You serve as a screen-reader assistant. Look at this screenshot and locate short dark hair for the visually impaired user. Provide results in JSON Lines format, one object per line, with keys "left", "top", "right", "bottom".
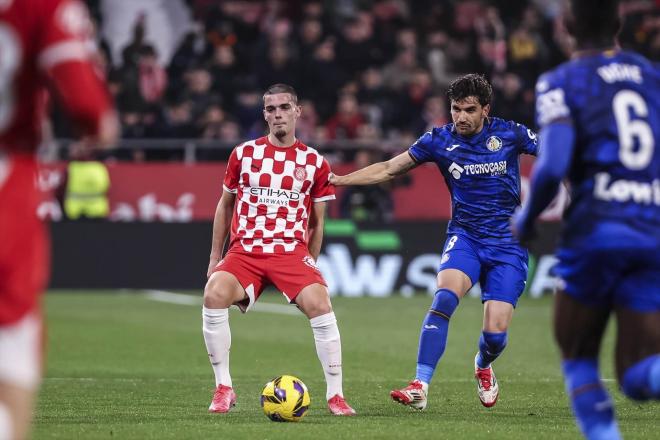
{"left": 447, "top": 74, "right": 492, "bottom": 107}
{"left": 263, "top": 83, "right": 298, "bottom": 104}
{"left": 567, "top": 0, "right": 620, "bottom": 48}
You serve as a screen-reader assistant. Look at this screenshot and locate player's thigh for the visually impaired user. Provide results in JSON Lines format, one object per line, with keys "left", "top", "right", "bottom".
{"left": 553, "top": 291, "right": 611, "bottom": 359}
{"left": 481, "top": 263, "right": 526, "bottom": 306}
{"left": 481, "top": 244, "right": 527, "bottom": 307}
{"left": 204, "top": 252, "right": 261, "bottom": 308}
{"left": 267, "top": 249, "right": 329, "bottom": 317}
{"left": 437, "top": 234, "right": 480, "bottom": 297}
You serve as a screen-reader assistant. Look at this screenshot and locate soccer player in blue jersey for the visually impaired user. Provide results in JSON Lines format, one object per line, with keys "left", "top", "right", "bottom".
{"left": 330, "top": 74, "right": 538, "bottom": 409}
{"left": 511, "top": 0, "right": 660, "bottom": 438}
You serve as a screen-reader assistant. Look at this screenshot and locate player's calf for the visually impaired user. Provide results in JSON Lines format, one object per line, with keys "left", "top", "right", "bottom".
{"left": 476, "top": 331, "right": 507, "bottom": 369}
{"left": 562, "top": 359, "right": 621, "bottom": 440}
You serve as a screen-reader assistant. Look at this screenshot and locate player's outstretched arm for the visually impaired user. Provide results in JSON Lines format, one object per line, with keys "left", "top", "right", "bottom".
{"left": 329, "top": 151, "right": 418, "bottom": 186}
{"left": 207, "top": 190, "right": 236, "bottom": 277}
{"left": 307, "top": 201, "right": 327, "bottom": 260}
{"left": 512, "top": 122, "right": 575, "bottom": 241}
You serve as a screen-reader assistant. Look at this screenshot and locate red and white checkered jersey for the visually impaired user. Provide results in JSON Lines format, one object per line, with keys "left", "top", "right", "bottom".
{"left": 223, "top": 136, "right": 335, "bottom": 254}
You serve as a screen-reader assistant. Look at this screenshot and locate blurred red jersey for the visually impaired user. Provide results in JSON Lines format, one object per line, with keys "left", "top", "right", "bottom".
{"left": 0, "top": 0, "right": 111, "bottom": 152}
{"left": 0, "top": 0, "right": 112, "bottom": 325}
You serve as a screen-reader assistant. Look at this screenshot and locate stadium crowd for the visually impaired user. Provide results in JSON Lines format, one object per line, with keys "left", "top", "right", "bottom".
{"left": 57, "top": 0, "right": 658, "bottom": 156}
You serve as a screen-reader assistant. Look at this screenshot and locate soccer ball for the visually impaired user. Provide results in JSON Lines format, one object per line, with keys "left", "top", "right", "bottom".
{"left": 260, "top": 375, "right": 310, "bottom": 422}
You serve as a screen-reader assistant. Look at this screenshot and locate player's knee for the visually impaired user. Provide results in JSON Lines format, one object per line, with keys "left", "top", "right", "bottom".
{"left": 480, "top": 331, "right": 508, "bottom": 354}
{"left": 437, "top": 270, "right": 471, "bottom": 297}
{"left": 429, "top": 289, "right": 460, "bottom": 320}
{"left": 203, "top": 274, "right": 239, "bottom": 308}
{"left": 301, "top": 298, "right": 332, "bottom": 319}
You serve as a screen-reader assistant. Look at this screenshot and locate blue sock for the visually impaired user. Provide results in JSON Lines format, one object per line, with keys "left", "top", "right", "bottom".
{"left": 621, "top": 354, "right": 660, "bottom": 400}
{"left": 562, "top": 359, "right": 621, "bottom": 440}
{"left": 415, "top": 289, "right": 459, "bottom": 384}
{"left": 476, "top": 331, "right": 508, "bottom": 368}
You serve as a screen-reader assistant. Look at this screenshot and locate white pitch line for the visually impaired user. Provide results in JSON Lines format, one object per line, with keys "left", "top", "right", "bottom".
{"left": 142, "top": 290, "right": 301, "bottom": 316}
{"left": 43, "top": 377, "right": 616, "bottom": 383}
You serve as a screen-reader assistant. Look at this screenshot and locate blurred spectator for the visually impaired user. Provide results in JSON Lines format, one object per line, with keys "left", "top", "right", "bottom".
{"left": 86, "top": 0, "right": 657, "bottom": 152}
{"left": 336, "top": 13, "right": 384, "bottom": 76}
{"left": 153, "top": 97, "right": 197, "bottom": 138}
{"left": 412, "top": 95, "right": 449, "bottom": 134}
{"left": 183, "top": 65, "right": 218, "bottom": 119}
{"left": 507, "top": 6, "right": 550, "bottom": 83}
{"left": 301, "top": 38, "right": 349, "bottom": 120}
{"left": 121, "top": 13, "right": 150, "bottom": 69}
{"left": 298, "top": 18, "right": 324, "bottom": 55}
{"left": 325, "top": 93, "right": 366, "bottom": 140}
{"left": 198, "top": 104, "right": 226, "bottom": 139}
{"left": 357, "top": 67, "right": 397, "bottom": 130}
{"left": 424, "top": 30, "right": 453, "bottom": 88}
{"left": 381, "top": 48, "right": 418, "bottom": 91}
{"left": 209, "top": 45, "right": 243, "bottom": 110}
{"left": 233, "top": 88, "right": 264, "bottom": 138}
{"left": 492, "top": 72, "right": 534, "bottom": 126}
{"left": 257, "top": 42, "right": 300, "bottom": 90}
{"left": 138, "top": 45, "right": 167, "bottom": 103}
{"left": 296, "top": 99, "right": 320, "bottom": 143}
{"left": 395, "top": 68, "right": 434, "bottom": 128}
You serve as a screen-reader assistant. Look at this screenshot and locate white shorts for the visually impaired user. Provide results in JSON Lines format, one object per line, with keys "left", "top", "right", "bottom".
{"left": 0, "top": 312, "right": 41, "bottom": 390}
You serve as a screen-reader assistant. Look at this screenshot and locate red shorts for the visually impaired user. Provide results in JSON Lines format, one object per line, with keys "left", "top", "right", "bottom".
{"left": 0, "top": 154, "right": 49, "bottom": 325}
{"left": 213, "top": 245, "right": 327, "bottom": 312}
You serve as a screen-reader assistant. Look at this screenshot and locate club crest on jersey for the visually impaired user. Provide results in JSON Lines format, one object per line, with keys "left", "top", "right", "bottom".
{"left": 486, "top": 136, "right": 502, "bottom": 152}
{"left": 294, "top": 166, "right": 307, "bottom": 182}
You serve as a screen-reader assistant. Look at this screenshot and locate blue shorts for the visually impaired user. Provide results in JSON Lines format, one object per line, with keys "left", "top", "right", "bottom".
{"left": 438, "top": 233, "right": 528, "bottom": 307}
{"left": 555, "top": 247, "right": 660, "bottom": 312}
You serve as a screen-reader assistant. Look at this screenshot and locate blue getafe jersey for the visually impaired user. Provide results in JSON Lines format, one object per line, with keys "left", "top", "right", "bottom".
{"left": 409, "top": 117, "right": 538, "bottom": 244}
{"left": 535, "top": 50, "right": 660, "bottom": 249}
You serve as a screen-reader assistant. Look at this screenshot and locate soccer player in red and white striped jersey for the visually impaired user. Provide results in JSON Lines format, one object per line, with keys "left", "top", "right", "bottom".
{"left": 0, "top": 0, "right": 118, "bottom": 438}
{"left": 203, "top": 83, "right": 355, "bottom": 416}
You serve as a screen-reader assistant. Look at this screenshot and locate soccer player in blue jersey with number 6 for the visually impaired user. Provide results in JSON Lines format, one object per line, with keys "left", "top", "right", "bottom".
{"left": 330, "top": 74, "right": 538, "bottom": 409}
{"left": 512, "top": 1, "right": 660, "bottom": 439}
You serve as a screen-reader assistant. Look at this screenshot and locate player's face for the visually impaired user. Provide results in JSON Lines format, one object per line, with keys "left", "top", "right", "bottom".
{"left": 450, "top": 97, "right": 490, "bottom": 136}
{"left": 263, "top": 93, "right": 301, "bottom": 140}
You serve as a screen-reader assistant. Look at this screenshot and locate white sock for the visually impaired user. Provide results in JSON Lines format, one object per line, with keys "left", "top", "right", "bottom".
{"left": 202, "top": 306, "right": 231, "bottom": 387}
{"left": 0, "top": 402, "right": 12, "bottom": 440}
{"left": 310, "top": 312, "right": 343, "bottom": 400}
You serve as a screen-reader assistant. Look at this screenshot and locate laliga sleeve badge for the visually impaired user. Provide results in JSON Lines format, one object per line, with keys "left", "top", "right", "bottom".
{"left": 486, "top": 136, "right": 502, "bottom": 152}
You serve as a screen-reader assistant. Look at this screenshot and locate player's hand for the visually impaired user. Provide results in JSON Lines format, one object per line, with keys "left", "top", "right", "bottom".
{"left": 207, "top": 256, "right": 221, "bottom": 278}
{"left": 510, "top": 208, "right": 536, "bottom": 245}
{"left": 328, "top": 172, "right": 344, "bottom": 186}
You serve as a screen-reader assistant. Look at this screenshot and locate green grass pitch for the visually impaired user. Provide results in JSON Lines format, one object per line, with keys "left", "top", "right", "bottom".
{"left": 34, "top": 291, "right": 659, "bottom": 439}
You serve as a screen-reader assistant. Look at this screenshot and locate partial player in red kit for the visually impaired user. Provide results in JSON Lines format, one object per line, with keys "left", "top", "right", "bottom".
{"left": 202, "top": 83, "right": 355, "bottom": 416}
{"left": 0, "top": 0, "right": 117, "bottom": 438}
